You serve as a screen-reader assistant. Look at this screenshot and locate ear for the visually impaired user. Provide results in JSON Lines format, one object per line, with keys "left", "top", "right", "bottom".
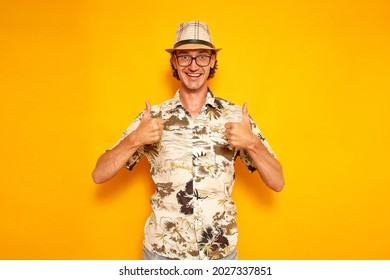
{"left": 170, "top": 55, "right": 177, "bottom": 69}
{"left": 210, "top": 53, "right": 217, "bottom": 68}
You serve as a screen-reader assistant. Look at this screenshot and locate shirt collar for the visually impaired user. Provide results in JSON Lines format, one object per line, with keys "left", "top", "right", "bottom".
{"left": 173, "top": 89, "right": 223, "bottom": 110}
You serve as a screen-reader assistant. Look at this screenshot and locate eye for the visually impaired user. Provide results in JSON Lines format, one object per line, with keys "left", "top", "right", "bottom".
{"left": 182, "top": 55, "right": 191, "bottom": 60}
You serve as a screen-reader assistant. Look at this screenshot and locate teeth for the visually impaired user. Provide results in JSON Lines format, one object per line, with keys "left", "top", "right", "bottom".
{"left": 187, "top": 73, "right": 201, "bottom": 77}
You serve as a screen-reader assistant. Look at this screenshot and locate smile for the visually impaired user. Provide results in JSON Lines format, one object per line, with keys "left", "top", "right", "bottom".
{"left": 186, "top": 73, "right": 202, "bottom": 78}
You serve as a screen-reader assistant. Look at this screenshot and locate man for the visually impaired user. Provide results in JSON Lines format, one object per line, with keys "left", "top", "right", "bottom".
{"left": 92, "top": 21, "right": 284, "bottom": 260}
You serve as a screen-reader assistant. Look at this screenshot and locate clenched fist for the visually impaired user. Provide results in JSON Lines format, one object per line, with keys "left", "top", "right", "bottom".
{"left": 224, "top": 102, "right": 257, "bottom": 150}
{"left": 133, "top": 100, "right": 164, "bottom": 146}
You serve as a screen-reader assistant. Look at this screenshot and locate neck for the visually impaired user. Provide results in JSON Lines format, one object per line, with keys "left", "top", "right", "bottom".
{"left": 179, "top": 86, "right": 209, "bottom": 119}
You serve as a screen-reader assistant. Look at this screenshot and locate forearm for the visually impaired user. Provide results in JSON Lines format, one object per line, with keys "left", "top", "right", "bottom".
{"left": 245, "top": 136, "right": 285, "bottom": 192}
{"left": 92, "top": 133, "right": 142, "bottom": 184}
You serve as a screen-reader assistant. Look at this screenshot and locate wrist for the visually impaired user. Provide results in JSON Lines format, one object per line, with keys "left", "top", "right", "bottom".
{"left": 124, "top": 131, "right": 143, "bottom": 150}
{"left": 246, "top": 134, "right": 265, "bottom": 153}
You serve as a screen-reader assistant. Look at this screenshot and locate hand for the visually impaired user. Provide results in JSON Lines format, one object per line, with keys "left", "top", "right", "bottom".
{"left": 132, "top": 100, "right": 164, "bottom": 146}
{"left": 224, "top": 102, "right": 257, "bottom": 149}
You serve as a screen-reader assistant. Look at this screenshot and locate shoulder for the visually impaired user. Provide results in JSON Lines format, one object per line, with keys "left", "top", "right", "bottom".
{"left": 147, "top": 96, "right": 177, "bottom": 117}
{"left": 215, "top": 96, "right": 240, "bottom": 110}
{"left": 211, "top": 96, "right": 243, "bottom": 122}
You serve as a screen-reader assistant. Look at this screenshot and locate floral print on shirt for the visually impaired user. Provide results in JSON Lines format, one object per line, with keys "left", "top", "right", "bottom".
{"left": 114, "top": 90, "right": 276, "bottom": 260}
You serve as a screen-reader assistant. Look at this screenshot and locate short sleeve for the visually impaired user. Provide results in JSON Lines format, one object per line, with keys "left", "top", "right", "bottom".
{"left": 239, "top": 116, "right": 277, "bottom": 173}
{"left": 108, "top": 112, "right": 144, "bottom": 171}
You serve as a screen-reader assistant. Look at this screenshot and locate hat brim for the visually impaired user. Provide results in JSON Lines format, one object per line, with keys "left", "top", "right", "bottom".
{"left": 165, "top": 43, "right": 221, "bottom": 53}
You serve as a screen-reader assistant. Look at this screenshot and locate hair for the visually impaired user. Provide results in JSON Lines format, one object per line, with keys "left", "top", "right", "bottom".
{"left": 170, "top": 51, "right": 218, "bottom": 81}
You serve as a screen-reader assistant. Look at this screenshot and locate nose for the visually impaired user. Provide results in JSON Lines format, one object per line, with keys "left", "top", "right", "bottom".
{"left": 188, "top": 58, "right": 199, "bottom": 71}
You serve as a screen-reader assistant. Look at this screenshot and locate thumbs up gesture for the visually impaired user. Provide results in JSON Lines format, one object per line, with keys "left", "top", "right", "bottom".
{"left": 224, "top": 103, "right": 257, "bottom": 149}
{"left": 133, "top": 100, "right": 164, "bottom": 146}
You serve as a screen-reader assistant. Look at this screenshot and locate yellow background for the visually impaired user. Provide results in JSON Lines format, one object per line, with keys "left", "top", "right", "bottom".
{"left": 1, "top": 0, "right": 389, "bottom": 259}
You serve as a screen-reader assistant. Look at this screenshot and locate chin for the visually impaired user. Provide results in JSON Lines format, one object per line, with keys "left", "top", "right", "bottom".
{"left": 184, "top": 80, "right": 207, "bottom": 90}
{"left": 185, "top": 85, "right": 204, "bottom": 92}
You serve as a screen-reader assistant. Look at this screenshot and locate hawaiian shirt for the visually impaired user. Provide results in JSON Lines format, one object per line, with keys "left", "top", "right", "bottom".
{"left": 114, "top": 90, "right": 275, "bottom": 260}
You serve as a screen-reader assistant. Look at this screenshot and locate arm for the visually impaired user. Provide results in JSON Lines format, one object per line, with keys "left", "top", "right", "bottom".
{"left": 224, "top": 103, "right": 285, "bottom": 192}
{"left": 92, "top": 132, "right": 143, "bottom": 184}
{"left": 240, "top": 133, "right": 285, "bottom": 192}
{"left": 92, "top": 101, "right": 164, "bottom": 184}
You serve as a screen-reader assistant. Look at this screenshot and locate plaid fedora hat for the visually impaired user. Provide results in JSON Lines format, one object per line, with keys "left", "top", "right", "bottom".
{"left": 165, "top": 21, "right": 221, "bottom": 53}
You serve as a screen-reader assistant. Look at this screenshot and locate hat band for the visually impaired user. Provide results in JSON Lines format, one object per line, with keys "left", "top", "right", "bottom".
{"left": 174, "top": 39, "right": 215, "bottom": 49}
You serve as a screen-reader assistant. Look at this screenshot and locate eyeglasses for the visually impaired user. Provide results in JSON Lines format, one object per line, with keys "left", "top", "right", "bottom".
{"left": 175, "top": 54, "right": 212, "bottom": 67}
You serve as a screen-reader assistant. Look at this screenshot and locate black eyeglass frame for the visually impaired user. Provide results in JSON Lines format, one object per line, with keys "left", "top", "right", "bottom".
{"left": 174, "top": 54, "right": 213, "bottom": 67}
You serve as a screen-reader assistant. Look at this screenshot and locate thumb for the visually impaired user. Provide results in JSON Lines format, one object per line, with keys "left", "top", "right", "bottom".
{"left": 241, "top": 102, "right": 250, "bottom": 124}
{"left": 143, "top": 100, "right": 151, "bottom": 119}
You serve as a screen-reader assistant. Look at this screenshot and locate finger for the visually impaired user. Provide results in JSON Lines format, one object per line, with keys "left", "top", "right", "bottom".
{"left": 225, "top": 122, "right": 233, "bottom": 129}
{"left": 152, "top": 118, "right": 165, "bottom": 133}
{"left": 157, "top": 118, "right": 165, "bottom": 126}
{"left": 143, "top": 100, "right": 152, "bottom": 119}
{"left": 241, "top": 102, "right": 250, "bottom": 124}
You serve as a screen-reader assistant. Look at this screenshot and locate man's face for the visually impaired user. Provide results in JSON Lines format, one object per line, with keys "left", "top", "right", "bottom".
{"left": 173, "top": 49, "right": 216, "bottom": 92}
